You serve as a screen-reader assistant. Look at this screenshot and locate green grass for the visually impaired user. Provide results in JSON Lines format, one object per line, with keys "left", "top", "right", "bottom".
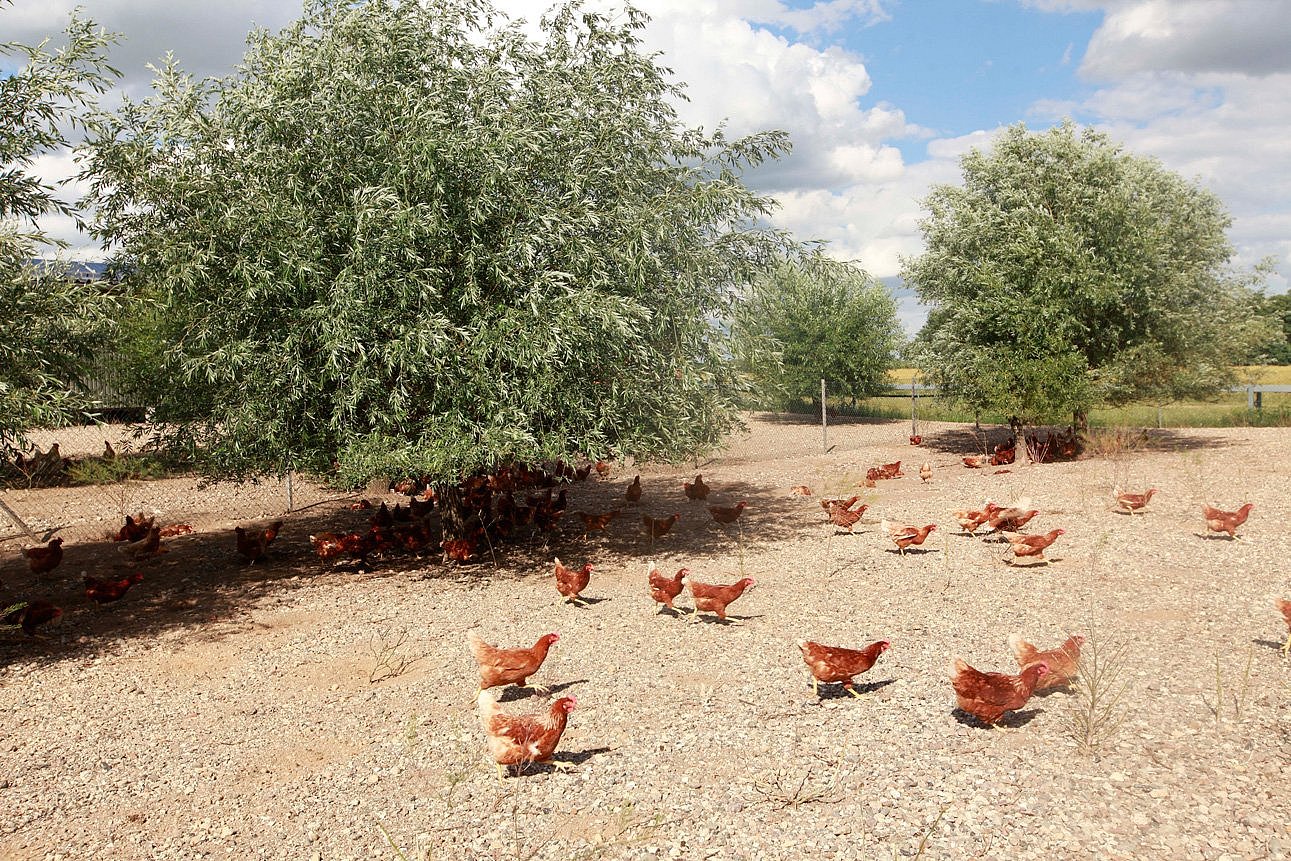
{"left": 791, "top": 390, "right": 1291, "bottom": 428}
{"left": 65, "top": 452, "right": 187, "bottom": 486}
{"left": 890, "top": 365, "right": 1291, "bottom": 387}
{"left": 869, "top": 366, "right": 1291, "bottom": 428}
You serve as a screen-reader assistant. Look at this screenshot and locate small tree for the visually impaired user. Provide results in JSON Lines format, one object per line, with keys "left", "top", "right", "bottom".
{"left": 1252, "top": 291, "right": 1291, "bottom": 365}
{"left": 0, "top": 5, "right": 120, "bottom": 457}
{"left": 733, "top": 256, "right": 902, "bottom": 409}
{"left": 81, "top": 0, "right": 796, "bottom": 495}
{"left": 904, "top": 121, "right": 1274, "bottom": 431}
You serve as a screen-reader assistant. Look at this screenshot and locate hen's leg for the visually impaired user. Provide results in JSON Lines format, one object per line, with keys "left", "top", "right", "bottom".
{"left": 1281, "top": 632, "right": 1290, "bottom": 658}
{"left": 521, "top": 681, "right": 551, "bottom": 695}
{"left": 495, "top": 763, "right": 508, "bottom": 784}
{"left": 845, "top": 682, "right": 863, "bottom": 699}
{"left": 811, "top": 677, "right": 819, "bottom": 698}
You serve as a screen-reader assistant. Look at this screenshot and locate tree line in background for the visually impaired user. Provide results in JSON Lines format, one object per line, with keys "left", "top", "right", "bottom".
{"left": 1, "top": 0, "right": 1286, "bottom": 485}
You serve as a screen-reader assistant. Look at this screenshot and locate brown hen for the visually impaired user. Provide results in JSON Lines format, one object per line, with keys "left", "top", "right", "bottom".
{"left": 478, "top": 690, "right": 577, "bottom": 782}
{"left": 798, "top": 639, "right": 890, "bottom": 698}
{"left": 950, "top": 658, "right": 1049, "bottom": 727}
{"left": 1008, "top": 633, "right": 1085, "bottom": 690}
{"left": 467, "top": 631, "right": 559, "bottom": 693}
{"left": 553, "top": 557, "right": 593, "bottom": 605}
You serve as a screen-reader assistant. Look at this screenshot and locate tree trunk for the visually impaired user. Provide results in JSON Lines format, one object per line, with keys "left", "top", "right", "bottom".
{"left": 1072, "top": 408, "right": 1089, "bottom": 436}
{"left": 436, "top": 483, "right": 468, "bottom": 541}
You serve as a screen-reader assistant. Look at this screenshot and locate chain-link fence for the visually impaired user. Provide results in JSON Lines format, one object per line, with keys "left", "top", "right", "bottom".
{"left": 0, "top": 379, "right": 992, "bottom": 561}
{"left": 0, "top": 420, "right": 352, "bottom": 555}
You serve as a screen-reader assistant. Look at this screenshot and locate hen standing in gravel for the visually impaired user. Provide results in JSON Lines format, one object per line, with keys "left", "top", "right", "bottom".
{"left": 467, "top": 631, "right": 560, "bottom": 694}
{"left": 647, "top": 561, "right": 687, "bottom": 613}
{"left": 553, "top": 557, "right": 593, "bottom": 605}
{"left": 478, "top": 690, "right": 577, "bottom": 782}
{"left": 685, "top": 576, "right": 754, "bottom": 622}
{"left": 1007, "top": 633, "right": 1084, "bottom": 689}
{"left": 25, "top": 537, "right": 63, "bottom": 576}
{"left": 950, "top": 657, "right": 1049, "bottom": 728}
{"left": 1202, "top": 503, "right": 1253, "bottom": 538}
{"left": 799, "top": 639, "right": 890, "bottom": 698}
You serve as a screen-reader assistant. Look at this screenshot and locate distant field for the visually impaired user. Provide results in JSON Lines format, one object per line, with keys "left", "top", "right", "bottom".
{"left": 866, "top": 366, "right": 1291, "bottom": 427}
{"left": 889, "top": 366, "right": 1291, "bottom": 385}
{"left": 887, "top": 368, "right": 920, "bottom": 384}
{"left": 1235, "top": 364, "right": 1291, "bottom": 384}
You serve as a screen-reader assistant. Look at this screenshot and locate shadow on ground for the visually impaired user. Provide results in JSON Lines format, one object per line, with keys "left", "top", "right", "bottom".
{"left": 0, "top": 469, "right": 830, "bottom": 668}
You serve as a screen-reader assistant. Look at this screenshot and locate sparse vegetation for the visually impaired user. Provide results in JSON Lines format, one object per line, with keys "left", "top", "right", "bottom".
{"left": 1064, "top": 629, "right": 1130, "bottom": 754}
{"left": 367, "top": 628, "right": 423, "bottom": 684}
{"left": 1202, "top": 646, "right": 1256, "bottom": 727}
{"left": 750, "top": 757, "right": 846, "bottom": 809}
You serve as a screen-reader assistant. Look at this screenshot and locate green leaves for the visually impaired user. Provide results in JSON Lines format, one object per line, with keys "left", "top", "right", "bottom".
{"left": 80, "top": 0, "right": 794, "bottom": 483}
{"left": 0, "top": 6, "right": 120, "bottom": 456}
{"left": 733, "top": 256, "right": 903, "bottom": 407}
{"left": 905, "top": 121, "right": 1275, "bottom": 425}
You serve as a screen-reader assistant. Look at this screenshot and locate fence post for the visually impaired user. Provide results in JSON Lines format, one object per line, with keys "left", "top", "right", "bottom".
{"left": 910, "top": 378, "right": 918, "bottom": 436}
{"left": 1247, "top": 386, "right": 1254, "bottom": 410}
{"left": 820, "top": 378, "right": 828, "bottom": 453}
{"left": 284, "top": 460, "right": 295, "bottom": 513}
{"left": 0, "top": 495, "right": 38, "bottom": 541}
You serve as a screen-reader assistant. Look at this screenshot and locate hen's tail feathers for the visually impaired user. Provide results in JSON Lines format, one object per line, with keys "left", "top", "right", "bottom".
{"left": 476, "top": 688, "right": 501, "bottom": 724}
{"left": 1006, "top": 633, "right": 1033, "bottom": 664}
{"left": 949, "top": 656, "right": 970, "bottom": 679}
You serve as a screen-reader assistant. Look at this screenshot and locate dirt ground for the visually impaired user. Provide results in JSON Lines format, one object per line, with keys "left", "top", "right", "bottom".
{"left": 1, "top": 415, "right": 1288, "bottom": 860}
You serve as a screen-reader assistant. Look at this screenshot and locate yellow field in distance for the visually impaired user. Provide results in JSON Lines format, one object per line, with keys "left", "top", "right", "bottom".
{"left": 888, "top": 366, "right": 1291, "bottom": 386}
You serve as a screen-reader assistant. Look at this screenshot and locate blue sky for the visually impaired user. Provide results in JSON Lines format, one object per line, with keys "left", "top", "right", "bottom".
{"left": 843, "top": 2, "right": 1103, "bottom": 160}
{"left": 8, "top": 0, "right": 1291, "bottom": 336}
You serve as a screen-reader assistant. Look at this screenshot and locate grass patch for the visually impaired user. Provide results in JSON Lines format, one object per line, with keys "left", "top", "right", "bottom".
{"left": 65, "top": 452, "right": 183, "bottom": 485}
{"left": 872, "top": 366, "right": 1291, "bottom": 428}
{"left": 1235, "top": 365, "right": 1291, "bottom": 384}
{"left": 785, "top": 390, "right": 1291, "bottom": 429}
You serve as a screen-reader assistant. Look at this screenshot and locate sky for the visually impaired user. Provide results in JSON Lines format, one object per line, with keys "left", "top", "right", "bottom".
{"left": 7, "top": 0, "right": 1291, "bottom": 334}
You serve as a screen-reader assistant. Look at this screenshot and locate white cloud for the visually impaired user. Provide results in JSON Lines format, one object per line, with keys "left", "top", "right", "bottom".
{"left": 1080, "top": 0, "right": 1291, "bottom": 78}
{"left": 743, "top": 0, "right": 892, "bottom": 34}
{"left": 620, "top": 2, "right": 927, "bottom": 193}
{"left": 5, "top": 0, "right": 299, "bottom": 97}
{"left": 9, "top": 0, "right": 1289, "bottom": 311}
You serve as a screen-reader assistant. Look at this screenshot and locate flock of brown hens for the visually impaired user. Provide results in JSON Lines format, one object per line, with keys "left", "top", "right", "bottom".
{"left": 466, "top": 449, "right": 1282, "bottom": 779}
{"left": 2, "top": 511, "right": 284, "bottom": 636}
{"left": 5, "top": 438, "right": 1287, "bottom": 784}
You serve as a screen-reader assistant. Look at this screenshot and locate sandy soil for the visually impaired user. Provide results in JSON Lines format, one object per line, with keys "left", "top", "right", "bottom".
{"left": 1, "top": 415, "right": 1289, "bottom": 860}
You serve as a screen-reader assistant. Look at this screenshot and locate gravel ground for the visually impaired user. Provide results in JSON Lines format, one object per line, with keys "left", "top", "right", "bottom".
{"left": 1, "top": 416, "right": 1289, "bottom": 861}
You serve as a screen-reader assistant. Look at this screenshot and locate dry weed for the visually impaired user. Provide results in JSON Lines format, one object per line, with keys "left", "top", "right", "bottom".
{"left": 367, "top": 628, "right": 424, "bottom": 684}
{"left": 1063, "top": 628, "right": 1130, "bottom": 755}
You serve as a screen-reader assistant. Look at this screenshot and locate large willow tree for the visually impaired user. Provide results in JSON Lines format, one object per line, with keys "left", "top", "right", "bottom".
{"left": 82, "top": 0, "right": 795, "bottom": 484}
{"left": 0, "top": 7, "right": 119, "bottom": 457}
{"left": 904, "top": 121, "right": 1273, "bottom": 430}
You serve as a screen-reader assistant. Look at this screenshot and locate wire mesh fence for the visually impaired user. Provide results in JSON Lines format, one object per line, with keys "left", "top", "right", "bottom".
{"left": 0, "top": 379, "right": 992, "bottom": 563}
{"left": 0, "top": 420, "right": 353, "bottom": 556}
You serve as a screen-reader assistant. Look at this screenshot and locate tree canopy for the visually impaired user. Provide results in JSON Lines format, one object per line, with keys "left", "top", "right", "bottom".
{"left": 732, "top": 257, "right": 902, "bottom": 408}
{"left": 0, "top": 5, "right": 119, "bottom": 456}
{"left": 81, "top": 0, "right": 797, "bottom": 484}
{"left": 904, "top": 121, "right": 1275, "bottom": 427}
